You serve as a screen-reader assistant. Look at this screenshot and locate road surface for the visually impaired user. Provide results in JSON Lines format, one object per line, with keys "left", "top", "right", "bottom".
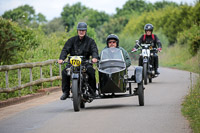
{"left": 0, "top": 67, "right": 194, "bottom": 133}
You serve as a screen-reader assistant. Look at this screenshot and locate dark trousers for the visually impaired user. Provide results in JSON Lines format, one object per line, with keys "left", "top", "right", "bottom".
{"left": 61, "top": 64, "right": 96, "bottom": 93}
{"left": 139, "top": 54, "right": 159, "bottom": 69}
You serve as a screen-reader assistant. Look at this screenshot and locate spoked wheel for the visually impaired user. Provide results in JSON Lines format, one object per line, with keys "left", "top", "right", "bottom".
{"left": 137, "top": 82, "right": 144, "bottom": 106}
{"left": 72, "top": 79, "right": 81, "bottom": 112}
{"left": 143, "top": 63, "right": 148, "bottom": 85}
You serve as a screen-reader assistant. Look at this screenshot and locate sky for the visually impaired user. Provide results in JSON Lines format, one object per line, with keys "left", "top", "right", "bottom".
{"left": 0, "top": 0, "right": 196, "bottom": 21}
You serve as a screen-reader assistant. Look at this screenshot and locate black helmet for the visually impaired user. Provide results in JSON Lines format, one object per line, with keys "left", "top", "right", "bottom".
{"left": 106, "top": 34, "right": 119, "bottom": 47}
{"left": 144, "top": 24, "right": 153, "bottom": 32}
{"left": 77, "top": 22, "right": 87, "bottom": 31}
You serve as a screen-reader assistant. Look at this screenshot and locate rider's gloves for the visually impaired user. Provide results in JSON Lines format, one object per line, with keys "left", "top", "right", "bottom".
{"left": 131, "top": 48, "right": 137, "bottom": 52}
{"left": 158, "top": 48, "right": 162, "bottom": 52}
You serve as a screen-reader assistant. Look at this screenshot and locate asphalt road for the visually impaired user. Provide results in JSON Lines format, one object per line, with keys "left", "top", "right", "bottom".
{"left": 0, "top": 67, "right": 194, "bottom": 133}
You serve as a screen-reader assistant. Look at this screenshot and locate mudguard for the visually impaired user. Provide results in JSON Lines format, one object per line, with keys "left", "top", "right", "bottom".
{"left": 135, "top": 66, "right": 143, "bottom": 83}
{"left": 72, "top": 73, "right": 79, "bottom": 79}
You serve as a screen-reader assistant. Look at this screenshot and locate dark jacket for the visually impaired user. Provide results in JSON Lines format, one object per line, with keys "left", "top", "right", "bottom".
{"left": 135, "top": 34, "right": 162, "bottom": 49}
{"left": 59, "top": 35, "right": 99, "bottom": 60}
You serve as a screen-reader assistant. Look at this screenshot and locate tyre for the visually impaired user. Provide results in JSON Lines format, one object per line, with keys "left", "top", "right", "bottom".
{"left": 137, "top": 82, "right": 144, "bottom": 106}
{"left": 143, "top": 63, "right": 148, "bottom": 85}
{"left": 129, "top": 82, "right": 132, "bottom": 95}
{"left": 72, "top": 79, "right": 81, "bottom": 112}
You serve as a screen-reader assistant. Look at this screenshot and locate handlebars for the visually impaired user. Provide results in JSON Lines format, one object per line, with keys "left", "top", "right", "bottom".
{"left": 131, "top": 43, "right": 159, "bottom": 53}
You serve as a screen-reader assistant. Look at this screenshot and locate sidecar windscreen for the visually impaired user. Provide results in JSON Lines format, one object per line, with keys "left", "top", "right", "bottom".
{"left": 99, "top": 48, "right": 126, "bottom": 74}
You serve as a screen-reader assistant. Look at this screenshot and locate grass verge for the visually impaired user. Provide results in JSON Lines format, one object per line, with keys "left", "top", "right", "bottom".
{"left": 181, "top": 77, "right": 200, "bottom": 133}
{"left": 160, "top": 44, "right": 200, "bottom": 133}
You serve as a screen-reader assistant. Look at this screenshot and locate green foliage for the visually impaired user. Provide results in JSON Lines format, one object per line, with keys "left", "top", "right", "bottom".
{"left": 1, "top": 4, "right": 46, "bottom": 25}
{"left": 36, "top": 13, "right": 47, "bottom": 23}
{"left": 193, "top": 1, "right": 200, "bottom": 26}
{"left": 177, "top": 25, "right": 200, "bottom": 56}
{"left": 67, "top": 22, "right": 97, "bottom": 42}
{"left": 2, "top": 5, "right": 35, "bottom": 23}
{"left": 96, "top": 17, "right": 128, "bottom": 43}
{"left": 153, "top": 0, "right": 178, "bottom": 10}
{"left": 76, "top": 9, "right": 109, "bottom": 29}
{"left": 42, "top": 17, "right": 65, "bottom": 35}
{"left": 114, "top": 0, "right": 178, "bottom": 33}
{"left": 115, "top": 0, "right": 149, "bottom": 17}
{"left": 122, "top": 4, "right": 197, "bottom": 45}
{"left": 61, "top": 2, "right": 87, "bottom": 31}
{"left": 0, "top": 17, "right": 40, "bottom": 65}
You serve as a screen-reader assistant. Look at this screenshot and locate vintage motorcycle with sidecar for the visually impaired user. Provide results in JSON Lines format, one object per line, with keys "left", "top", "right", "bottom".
{"left": 64, "top": 48, "right": 144, "bottom": 112}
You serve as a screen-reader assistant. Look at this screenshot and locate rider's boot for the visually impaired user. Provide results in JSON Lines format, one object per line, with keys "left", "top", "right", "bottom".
{"left": 155, "top": 68, "right": 160, "bottom": 75}
{"left": 92, "top": 89, "right": 97, "bottom": 97}
{"left": 60, "top": 92, "right": 70, "bottom": 100}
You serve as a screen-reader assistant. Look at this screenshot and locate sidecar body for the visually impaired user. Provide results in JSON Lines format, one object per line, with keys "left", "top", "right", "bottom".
{"left": 98, "top": 48, "right": 143, "bottom": 96}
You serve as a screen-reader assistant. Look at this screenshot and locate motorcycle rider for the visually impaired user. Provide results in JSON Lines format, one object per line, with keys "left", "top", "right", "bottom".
{"left": 101, "top": 34, "right": 131, "bottom": 68}
{"left": 58, "top": 22, "right": 99, "bottom": 100}
{"left": 132, "top": 24, "right": 162, "bottom": 74}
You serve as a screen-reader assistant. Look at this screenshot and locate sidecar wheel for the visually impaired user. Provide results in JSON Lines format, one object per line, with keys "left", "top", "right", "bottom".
{"left": 138, "top": 82, "right": 144, "bottom": 106}
{"left": 72, "top": 79, "right": 81, "bottom": 112}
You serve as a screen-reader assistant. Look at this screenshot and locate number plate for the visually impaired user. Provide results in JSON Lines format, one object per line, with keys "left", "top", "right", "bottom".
{"left": 70, "top": 56, "right": 82, "bottom": 67}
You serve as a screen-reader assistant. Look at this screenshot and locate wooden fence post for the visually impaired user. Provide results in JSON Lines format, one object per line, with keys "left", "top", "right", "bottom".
{"left": 5, "top": 71, "right": 9, "bottom": 89}
{"left": 40, "top": 66, "right": 43, "bottom": 89}
{"left": 18, "top": 69, "right": 21, "bottom": 96}
{"left": 0, "top": 59, "right": 60, "bottom": 93}
{"left": 30, "top": 68, "right": 33, "bottom": 92}
{"left": 5, "top": 71, "right": 9, "bottom": 98}
{"left": 50, "top": 64, "right": 53, "bottom": 87}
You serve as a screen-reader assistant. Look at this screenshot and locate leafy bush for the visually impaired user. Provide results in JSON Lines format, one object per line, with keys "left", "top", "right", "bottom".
{"left": 177, "top": 25, "right": 200, "bottom": 56}
{"left": 0, "top": 17, "right": 40, "bottom": 65}
{"left": 122, "top": 4, "right": 196, "bottom": 45}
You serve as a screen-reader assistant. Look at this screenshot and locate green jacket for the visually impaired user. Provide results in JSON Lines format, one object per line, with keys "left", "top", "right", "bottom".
{"left": 100, "top": 47, "right": 131, "bottom": 68}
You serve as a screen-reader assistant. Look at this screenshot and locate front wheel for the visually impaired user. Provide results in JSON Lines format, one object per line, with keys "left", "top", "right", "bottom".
{"left": 72, "top": 79, "right": 81, "bottom": 112}
{"left": 137, "top": 82, "right": 144, "bottom": 106}
{"left": 143, "top": 63, "right": 148, "bottom": 85}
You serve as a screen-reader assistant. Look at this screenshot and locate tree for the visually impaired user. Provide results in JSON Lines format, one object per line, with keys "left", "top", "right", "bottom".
{"left": 115, "top": 0, "right": 149, "bottom": 17}
{"left": 153, "top": 1, "right": 178, "bottom": 10}
{"left": 2, "top": 4, "right": 47, "bottom": 25}
{"left": 0, "top": 17, "right": 40, "bottom": 65}
{"left": 76, "top": 9, "right": 109, "bottom": 29}
{"left": 96, "top": 17, "right": 128, "bottom": 43}
{"left": 42, "top": 17, "right": 65, "bottom": 34}
{"left": 61, "top": 2, "right": 87, "bottom": 31}
{"left": 36, "top": 13, "right": 47, "bottom": 23}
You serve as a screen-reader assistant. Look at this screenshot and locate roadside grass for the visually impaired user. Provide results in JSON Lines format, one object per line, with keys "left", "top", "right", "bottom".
{"left": 160, "top": 44, "right": 200, "bottom": 133}
{"left": 182, "top": 77, "right": 200, "bottom": 133}
{"left": 159, "top": 44, "right": 198, "bottom": 73}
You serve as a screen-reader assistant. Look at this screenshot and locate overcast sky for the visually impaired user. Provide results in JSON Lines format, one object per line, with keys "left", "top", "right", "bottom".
{"left": 0, "top": 0, "right": 195, "bottom": 21}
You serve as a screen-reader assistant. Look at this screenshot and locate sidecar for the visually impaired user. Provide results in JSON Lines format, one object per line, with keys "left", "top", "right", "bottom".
{"left": 98, "top": 48, "right": 144, "bottom": 106}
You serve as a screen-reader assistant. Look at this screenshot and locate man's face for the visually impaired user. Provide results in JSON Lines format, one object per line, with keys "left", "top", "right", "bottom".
{"left": 146, "top": 30, "right": 152, "bottom": 35}
{"left": 78, "top": 30, "right": 86, "bottom": 39}
{"left": 108, "top": 39, "right": 117, "bottom": 48}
